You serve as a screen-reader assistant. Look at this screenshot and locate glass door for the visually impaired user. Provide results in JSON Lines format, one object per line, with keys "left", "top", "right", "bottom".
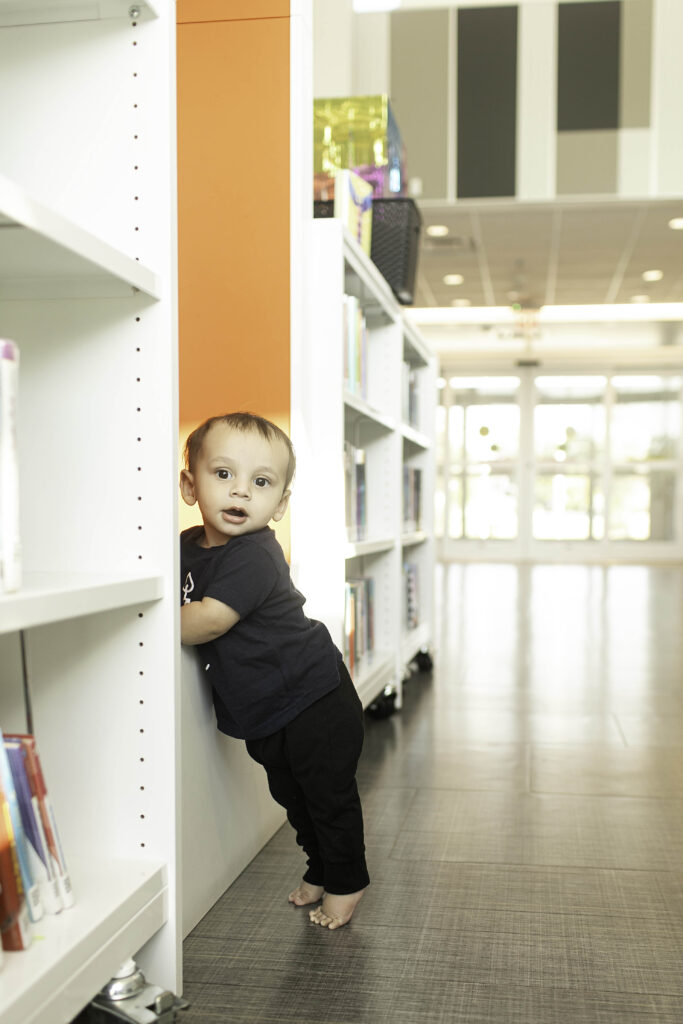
{"left": 437, "top": 369, "right": 683, "bottom": 561}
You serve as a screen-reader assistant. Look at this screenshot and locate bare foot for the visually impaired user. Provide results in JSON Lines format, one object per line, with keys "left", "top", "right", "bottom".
{"left": 308, "top": 888, "right": 365, "bottom": 930}
{"left": 288, "top": 881, "right": 324, "bottom": 907}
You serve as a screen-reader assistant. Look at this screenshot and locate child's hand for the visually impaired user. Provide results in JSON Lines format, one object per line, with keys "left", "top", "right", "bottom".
{"left": 180, "top": 597, "right": 240, "bottom": 645}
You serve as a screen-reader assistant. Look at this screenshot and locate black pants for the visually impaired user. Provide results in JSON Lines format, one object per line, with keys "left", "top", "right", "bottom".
{"left": 246, "top": 661, "right": 370, "bottom": 895}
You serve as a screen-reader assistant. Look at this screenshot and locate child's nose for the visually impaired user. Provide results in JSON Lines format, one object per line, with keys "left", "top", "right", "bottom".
{"left": 231, "top": 477, "right": 250, "bottom": 497}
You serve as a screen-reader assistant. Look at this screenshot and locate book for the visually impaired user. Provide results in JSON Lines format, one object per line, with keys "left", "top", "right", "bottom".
{"left": 342, "top": 295, "right": 367, "bottom": 399}
{"left": 403, "top": 466, "right": 422, "bottom": 533}
{"left": 0, "top": 730, "right": 42, "bottom": 922}
{"left": 402, "top": 362, "right": 419, "bottom": 428}
{"left": 344, "top": 442, "right": 367, "bottom": 543}
{"left": 5, "top": 734, "right": 74, "bottom": 910}
{"left": 0, "top": 339, "right": 21, "bottom": 593}
{"left": 333, "top": 169, "right": 373, "bottom": 255}
{"left": 344, "top": 576, "right": 375, "bottom": 673}
{"left": 0, "top": 776, "right": 32, "bottom": 951}
{"left": 5, "top": 737, "right": 62, "bottom": 915}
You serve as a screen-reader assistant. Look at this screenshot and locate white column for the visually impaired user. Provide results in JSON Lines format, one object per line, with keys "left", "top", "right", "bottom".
{"left": 516, "top": 0, "right": 557, "bottom": 200}
{"left": 650, "top": 0, "right": 683, "bottom": 195}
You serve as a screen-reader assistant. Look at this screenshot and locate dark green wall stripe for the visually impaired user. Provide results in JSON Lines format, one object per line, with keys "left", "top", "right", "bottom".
{"left": 457, "top": 5, "right": 517, "bottom": 199}
{"left": 558, "top": 1, "right": 621, "bottom": 131}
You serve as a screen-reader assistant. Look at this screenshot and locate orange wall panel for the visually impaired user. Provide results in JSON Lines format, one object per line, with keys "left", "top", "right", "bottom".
{"left": 177, "top": 0, "right": 289, "bottom": 23}
{"left": 177, "top": 3, "right": 291, "bottom": 545}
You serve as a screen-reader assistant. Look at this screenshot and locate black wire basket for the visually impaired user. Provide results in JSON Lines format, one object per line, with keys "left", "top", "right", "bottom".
{"left": 370, "top": 197, "right": 422, "bottom": 305}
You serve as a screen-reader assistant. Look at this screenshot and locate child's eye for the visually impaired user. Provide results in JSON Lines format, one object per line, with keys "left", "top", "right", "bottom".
{"left": 254, "top": 477, "right": 270, "bottom": 488}
{"left": 216, "top": 469, "right": 232, "bottom": 480}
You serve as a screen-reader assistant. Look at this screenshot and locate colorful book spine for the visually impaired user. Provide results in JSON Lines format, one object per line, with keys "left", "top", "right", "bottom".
{"left": 0, "top": 339, "right": 21, "bottom": 593}
{"left": 342, "top": 295, "right": 368, "bottom": 399}
{"left": 6, "top": 734, "right": 74, "bottom": 910}
{"left": 0, "top": 730, "right": 42, "bottom": 923}
{"left": 0, "top": 777, "right": 32, "bottom": 951}
{"left": 344, "top": 576, "right": 375, "bottom": 673}
{"left": 5, "top": 737, "right": 62, "bottom": 915}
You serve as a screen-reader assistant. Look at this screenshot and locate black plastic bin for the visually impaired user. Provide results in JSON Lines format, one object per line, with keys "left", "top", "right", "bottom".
{"left": 370, "top": 197, "right": 422, "bottom": 305}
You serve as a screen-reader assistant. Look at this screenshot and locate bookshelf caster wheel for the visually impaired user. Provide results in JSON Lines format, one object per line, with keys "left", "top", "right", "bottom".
{"left": 414, "top": 650, "right": 433, "bottom": 672}
{"left": 367, "top": 689, "right": 397, "bottom": 720}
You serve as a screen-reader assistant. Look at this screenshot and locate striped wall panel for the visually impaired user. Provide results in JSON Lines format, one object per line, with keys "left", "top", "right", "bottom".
{"left": 387, "top": 0, "right": 661, "bottom": 202}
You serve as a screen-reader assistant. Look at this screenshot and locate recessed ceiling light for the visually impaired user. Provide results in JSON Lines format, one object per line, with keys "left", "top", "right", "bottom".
{"left": 669, "top": 217, "right": 683, "bottom": 230}
{"left": 426, "top": 225, "right": 449, "bottom": 238}
{"left": 642, "top": 269, "right": 663, "bottom": 282}
{"left": 443, "top": 274, "right": 464, "bottom": 286}
{"left": 631, "top": 294, "right": 650, "bottom": 303}
{"left": 451, "top": 297, "right": 471, "bottom": 307}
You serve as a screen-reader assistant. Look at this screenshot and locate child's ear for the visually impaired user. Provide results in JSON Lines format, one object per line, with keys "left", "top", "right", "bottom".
{"left": 180, "top": 469, "right": 197, "bottom": 506}
{"left": 271, "top": 489, "right": 291, "bottom": 523}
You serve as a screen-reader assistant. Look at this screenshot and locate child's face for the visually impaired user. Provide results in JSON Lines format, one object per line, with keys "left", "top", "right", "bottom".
{"left": 180, "top": 423, "right": 291, "bottom": 547}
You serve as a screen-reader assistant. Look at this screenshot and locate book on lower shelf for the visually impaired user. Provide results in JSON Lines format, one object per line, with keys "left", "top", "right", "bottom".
{"left": 0, "top": 339, "right": 21, "bottom": 594}
{"left": 343, "top": 294, "right": 367, "bottom": 399}
{"left": 344, "top": 576, "right": 375, "bottom": 677}
{"left": 344, "top": 441, "right": 367, "bottom": 542}
{"left": 0, "top": 732, "right": 74, "bottom": 955}
{"left": 402, "top": 362, "right": 419, "bottom": 428}
{"left": 403, "top": 465, "right": 422, "bottom": 533}
{"left": 403, "top": 561, "right": 419, "bottom": 631}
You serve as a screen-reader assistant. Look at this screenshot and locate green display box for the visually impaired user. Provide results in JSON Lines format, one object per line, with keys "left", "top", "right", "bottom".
{"left": 314, "top": 94, "right": 406, "bottom": 200}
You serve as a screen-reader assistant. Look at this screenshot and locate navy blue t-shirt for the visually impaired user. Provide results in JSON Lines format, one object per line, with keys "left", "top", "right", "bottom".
{"left": 180, "top": 525, "right": 341, "bottom": 740}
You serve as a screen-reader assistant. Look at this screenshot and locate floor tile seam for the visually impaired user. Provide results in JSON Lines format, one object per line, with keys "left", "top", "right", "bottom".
{"left": 528, "top": 787, "right": 683, "bottom": 799}
{"left": 386, "top": 848, "right": 683, "bottom": 875}
{"left": 406, "top": 785, "right": 683, "bottom": 805}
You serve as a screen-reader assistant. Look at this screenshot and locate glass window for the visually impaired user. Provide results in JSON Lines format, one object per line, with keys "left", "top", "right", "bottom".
{"left": 533, "top": 472, "right": 604, "bottom": 540}
{"left": 447, "top": 472, "right": 464, "bottom": 539}
{"left": 448, "top": 404, "right": 464, "bottom": 463}
{"left": 611, "top": 376, "right": 681, "bottom": 463}
{"left": 465, "top": 405, "right": 520, "bottom": 463}
{"left": 609, "top": 470, "right": 676, "bottom": 541}
{"left": 464, "top": 470, "right": 518, "bottom": 540}
{"left": 534, "top": 403, "right": 605, "bottom": 463}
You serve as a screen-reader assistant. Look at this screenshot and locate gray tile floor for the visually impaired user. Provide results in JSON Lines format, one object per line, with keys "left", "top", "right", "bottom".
{"left": 181, "top": 563, "right": 683, "bottom": 1023}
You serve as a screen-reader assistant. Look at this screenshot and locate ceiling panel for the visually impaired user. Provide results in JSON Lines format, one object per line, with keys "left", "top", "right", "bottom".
{"left": 413, "top": 198, "right": 683, "bottom": 311}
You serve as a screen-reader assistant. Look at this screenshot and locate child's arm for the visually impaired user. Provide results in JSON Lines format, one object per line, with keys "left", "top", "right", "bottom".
{"left": 181, "top": 597, "right": 240, "bottom": 645}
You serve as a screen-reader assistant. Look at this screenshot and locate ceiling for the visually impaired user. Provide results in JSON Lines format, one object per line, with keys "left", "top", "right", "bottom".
{"left": 411, "top": 197, "right": 683, "bottom": 311}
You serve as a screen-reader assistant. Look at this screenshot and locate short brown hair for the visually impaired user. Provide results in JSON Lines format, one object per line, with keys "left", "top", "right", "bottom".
{"left": 183, "top": 412, "right": 296, "bottom": 489}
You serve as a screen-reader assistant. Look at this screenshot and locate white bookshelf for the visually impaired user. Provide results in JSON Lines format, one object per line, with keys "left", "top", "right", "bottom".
{"left": 293, "top": 219, "right": 436, "bottom": 710}
{"left": 0, "top": 2, "right": 179, "bottom": 1021}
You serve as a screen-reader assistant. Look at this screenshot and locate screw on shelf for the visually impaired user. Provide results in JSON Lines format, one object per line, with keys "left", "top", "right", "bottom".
{"left": 129, "top": 5, "right": 141, "bottom": 18}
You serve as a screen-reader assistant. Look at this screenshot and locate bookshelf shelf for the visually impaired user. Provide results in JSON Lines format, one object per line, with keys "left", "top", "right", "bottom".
{"left": 294, "top": 217, "right": 436, "bottom": 711}
{"left": 401, "top": 531, "right": 428, "bottom": 549}
{"left": 344, "top": 391, "right": 396, "bottom": 432}
{"left": 0, "top": 174, "right": 160, "bottom": 300}
{"left": 0, "top": 573, "right": 164, "bottom": 634}
{"left": 0, "top": 858, "right": 166, "bottom": 1024}
{"left": 345, "top": 537, "right": 396, "bottom": 559}
{"left": 401, "top": 423, "right": 431, "bottom": 449}
{"left": 0, "top": 2, "right": 178, "bottom": 1019}
{"left": 401, "top": 622, "right": 431, "bottom": 667}
{"left": 353, "top": 651, "right": 396, "bottom": 710}
{"left": 0, "top": 0, "right": 160, "bottom": 27}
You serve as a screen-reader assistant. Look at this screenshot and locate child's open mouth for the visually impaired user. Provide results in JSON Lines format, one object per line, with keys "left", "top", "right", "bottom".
{"left": 223, "top": 507, "right": 247, "bottom": 524}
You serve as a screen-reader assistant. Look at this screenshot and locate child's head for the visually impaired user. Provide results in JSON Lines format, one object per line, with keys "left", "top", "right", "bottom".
{"left": 181, "top": 412, "right": 296, "bottom": 547}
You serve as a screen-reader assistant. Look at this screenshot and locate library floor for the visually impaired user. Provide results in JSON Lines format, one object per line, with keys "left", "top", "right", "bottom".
{"left": 181, "top": 563, "right": 683, "bottom": 1024}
